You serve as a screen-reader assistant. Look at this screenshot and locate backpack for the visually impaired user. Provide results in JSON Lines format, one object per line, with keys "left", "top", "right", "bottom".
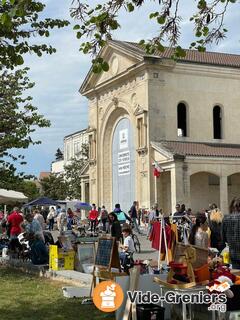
{"left": 116, "top": 211, "right": 126, "bottom": 222}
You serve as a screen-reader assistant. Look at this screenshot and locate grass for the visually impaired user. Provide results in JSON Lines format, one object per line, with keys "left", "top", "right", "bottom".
{"left": 0, "top": 267, "right": 114, "bottom": 320}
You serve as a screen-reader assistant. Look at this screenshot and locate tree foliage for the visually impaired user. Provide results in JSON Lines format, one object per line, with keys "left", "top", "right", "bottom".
{"left": 41, "top": 143, "right": 89, "bottom": 200}
{"left": 15, "top": 180, "right": 40, "bottom": 201}
{"left": 0, "top": 0, "right": 69, "bottom": 70}
{"left": 0, "top": 68, "right": 50, "bottom": 159}
{"left": 63, "top": 142, "right": 89, "bottom": 200}
{"left": 64, "top": 158, "right": 85, "bottom": 200}
{"left": 55, "top": 148, "right": 64, "bottom": 161}
{"left": 0, "top": 0, "right": 69, "bottom": 186}
{"left": 0, "top": 68, "right": 50, "bottom": 186}
{"left": 40, "top": 174, "right": 68, "bottom": 200}
{"left": 71, "top": 0, "right": 237, "bottom": 72}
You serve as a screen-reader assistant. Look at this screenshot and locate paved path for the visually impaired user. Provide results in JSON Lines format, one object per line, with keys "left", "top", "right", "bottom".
{"left": 134, "top": 232, "right": 158, "bottom": 262}
{"left": 51, "top": 224, "right": 158, "bottom": 262}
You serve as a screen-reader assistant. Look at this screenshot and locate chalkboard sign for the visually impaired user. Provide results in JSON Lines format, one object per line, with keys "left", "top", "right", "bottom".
{"left": 95, "top": 238, "right": 114, "bottom": 268}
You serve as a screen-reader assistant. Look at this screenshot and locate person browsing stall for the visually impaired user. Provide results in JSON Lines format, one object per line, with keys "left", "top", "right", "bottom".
{"left": 129, "top": 201, "right": 142, "bottom": 234}
{"left": 222, "top": 198, "right": 240, "bottom": 269}
{"left": 147, "top": 203, "right": 161, "bottom": 238}
{"left": 108, "top": 212, "right": 122, "bottom": 241}
{"left": 88, "top": 204, "right": 99, "bottom": 233}
{"left": 24, "top": 212, "right": 44, "bottom": 242}
{"left": 7, "top": 207, "right": 23, "bottom": 238}
{"left": 33, "top": 209, "right": 45, "bottom": 230}
{"left": 100, "top": 205, "right": 108, "bottom": 232}
{"left": 114, "top": 203, "right": 131, "bottom": 225}
{"left": 47, "top": 207, "right": 56, "bottom": 231}
{"left": 119, "top": 224, "right": 135, "bottom": 271}
{"left": 189, "top": 212, "right": 209, "bottom": 248}
{"left": 24, "top": 213, "right": 48, "bottom": 265}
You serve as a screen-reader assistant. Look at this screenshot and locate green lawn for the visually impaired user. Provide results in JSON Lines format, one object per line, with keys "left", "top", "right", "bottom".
{"left": 0, "top": 267, "right": 114, "bottom": 320}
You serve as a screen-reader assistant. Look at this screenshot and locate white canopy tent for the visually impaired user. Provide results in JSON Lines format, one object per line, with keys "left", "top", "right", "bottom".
{"left": 0, "top": 188, "right": 28, "bottom": 205}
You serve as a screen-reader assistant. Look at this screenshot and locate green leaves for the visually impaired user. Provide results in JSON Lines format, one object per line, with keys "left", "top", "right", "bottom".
{"left": 76, "top": 32, "right": 82, "bottom": 39}
{"left": 0, "top": 0, "right": 69, "bottom": 70}
{"left": 175, "top": 46, "right": 186, "bottom": 58}
{"left": 42, "top": 144, "right": 89, "bottom": 200}
{"left": 157, "top": 16, "right": 166, "bottom": 25}
{"left": 127, "top": 3, "right": 134, "bottom": 12}
{"left": 70, "top": 0, "right": 237, "bottom": 75}
{"left": 102, "top": 61, "right": 109, "bottom": 71}
{"left": 92, "top": 57, "right": 109, "bottom": 73}
{"left": 149, "top": 12, "right": 159, "bottom": 19}
{"left": 1, "top": 13, "right": 12, "bottom": 28}
{"left": 73, "top": 24, "right": 80, "bottom": 30}
{"left": 0, "top": 68, "right": 51, "bottom": 186}
{"left": 15, "top": 55, "right": 24, "bottom": 65}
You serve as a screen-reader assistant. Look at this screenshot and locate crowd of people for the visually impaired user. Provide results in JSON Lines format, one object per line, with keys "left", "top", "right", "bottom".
{"left": 0, "top": 207, "right": 49, "bottom": 265}
{"left": 1, "top": 196, "right": 240, "bottom": 270}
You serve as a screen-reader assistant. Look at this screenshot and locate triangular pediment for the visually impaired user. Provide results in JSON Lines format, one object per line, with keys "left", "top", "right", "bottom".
{"left": 151, "top": 141, "right": 174, "bottom": 162}
{"left": 79, "top": 162, "right": 89, "bottom": 177}
{"left": 80, "top": 41, "right": 143, "bottom": 95}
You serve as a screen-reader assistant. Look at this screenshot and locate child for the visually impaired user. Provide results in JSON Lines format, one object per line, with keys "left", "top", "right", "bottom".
{"left": 119, "top": 224, "right": 135, "bottom": 272}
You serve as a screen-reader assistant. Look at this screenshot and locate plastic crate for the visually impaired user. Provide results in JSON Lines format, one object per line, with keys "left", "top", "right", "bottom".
{"left": 49, "top": 245, "right": 75, "bottom": 271}
{"left": 137, "top": 304, "right": 165, "bottom": 320}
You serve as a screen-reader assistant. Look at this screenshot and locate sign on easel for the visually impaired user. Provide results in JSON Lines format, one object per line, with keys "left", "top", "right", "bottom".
{"left": 94, "top": 236, "right": 121, "bottom": 272}
{"left": 91, "top": 236, "right": 121, "bottom": 295}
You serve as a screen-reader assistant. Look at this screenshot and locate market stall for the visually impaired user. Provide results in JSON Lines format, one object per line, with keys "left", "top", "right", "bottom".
{"left": 0, "top": 188, "right": 28, "bottom": 203}
{"left": 0, "top": 188, "right": 28, "bottom": 214}
{"left": 23, "top": 196, "right": 59, "bottom": 209}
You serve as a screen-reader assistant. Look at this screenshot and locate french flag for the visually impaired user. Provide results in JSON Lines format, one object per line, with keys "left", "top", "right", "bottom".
{"left": 153, "top": 162, "right": 162, "bottom": 178}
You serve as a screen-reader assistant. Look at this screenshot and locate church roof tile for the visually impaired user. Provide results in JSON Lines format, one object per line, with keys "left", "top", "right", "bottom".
{"left": 111, "top": 40, "right": 240, "bottom": 68}
{"left": 152, "top": 141, "right": 240, "bottom": 158}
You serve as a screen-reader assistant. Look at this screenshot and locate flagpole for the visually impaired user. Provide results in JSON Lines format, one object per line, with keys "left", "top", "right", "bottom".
{"left": 154, "top": 175, "right": 157, "bottom": 204}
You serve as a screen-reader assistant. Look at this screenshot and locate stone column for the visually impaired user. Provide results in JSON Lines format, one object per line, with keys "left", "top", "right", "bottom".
{"left": 220, "top": 175, "right": 228, "bottom": 215}
{"left": 183, "top": 164, "right": 191, "bottom": 209}
{"left": 81, "top": 180, "right": 86, "bottom": 202}
{"left": 170, "top": 161, "right": 189, "bottom": 213}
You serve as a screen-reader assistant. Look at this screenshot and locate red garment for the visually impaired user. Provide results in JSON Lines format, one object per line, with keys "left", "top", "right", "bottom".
{"left": 88, "top": 209, "right": 98, "bottom": 221}
{"left": 149, "top": 221, "right": 172, "bottom": 252}
{"left": 68, "top": 211, "right": 74, "bottom": 218}
{"left": 7, "top": 211, "right": 23, "bottom": 236}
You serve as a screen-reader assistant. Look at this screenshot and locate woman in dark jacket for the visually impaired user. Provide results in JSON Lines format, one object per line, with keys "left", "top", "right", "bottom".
{"left": 108, "top": 212, "right": 122, "bottom": 241}
{"left": 208, "top": 209, "right": 223, "bottom": 251}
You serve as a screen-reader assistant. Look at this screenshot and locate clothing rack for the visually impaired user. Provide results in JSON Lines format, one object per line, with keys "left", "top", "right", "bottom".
{"left": 158, "top": 215, "right": 169, "bottom": 270}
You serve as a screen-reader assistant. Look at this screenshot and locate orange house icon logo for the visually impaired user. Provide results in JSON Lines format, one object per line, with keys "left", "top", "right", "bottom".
{"left": 93, "top": 281, "right": 124, "bottom": 312}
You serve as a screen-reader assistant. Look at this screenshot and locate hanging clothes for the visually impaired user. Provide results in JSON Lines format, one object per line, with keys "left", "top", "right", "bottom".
{"left": 149, "top": 221, "right": 172, "bottom": 252}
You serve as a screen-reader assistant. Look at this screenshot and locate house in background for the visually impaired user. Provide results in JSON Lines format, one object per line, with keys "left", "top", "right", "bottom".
{"left": 51, "top": 129, "right": 90, "bottom": 204}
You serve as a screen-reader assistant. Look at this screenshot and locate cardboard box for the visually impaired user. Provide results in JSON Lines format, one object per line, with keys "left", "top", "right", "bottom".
{"left": 49, "top": 245, "right": 75, "bottom": 271}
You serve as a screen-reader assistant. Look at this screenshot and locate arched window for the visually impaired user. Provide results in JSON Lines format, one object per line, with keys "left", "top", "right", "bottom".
{"left": 213, "top": 106, "right": 222, "bottom": 139}
{"left": 177, "top": 103, "right": 187, "bottom": 137}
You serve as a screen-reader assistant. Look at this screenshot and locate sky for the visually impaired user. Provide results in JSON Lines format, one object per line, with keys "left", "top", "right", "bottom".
{"left": 19, "top": 0, "right": 240, "bottom": 176}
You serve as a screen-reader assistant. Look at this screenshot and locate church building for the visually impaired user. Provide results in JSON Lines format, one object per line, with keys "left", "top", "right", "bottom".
{"left": 80, "top": 40, "right": 240, "bottom": 214}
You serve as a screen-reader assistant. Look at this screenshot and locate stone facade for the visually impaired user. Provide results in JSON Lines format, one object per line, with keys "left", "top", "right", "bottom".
{"left": 80, "top": 40, "right": 240, "bottom": 214}
{"left": 51, "top": 129, "right": 89, "bottom": 203}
